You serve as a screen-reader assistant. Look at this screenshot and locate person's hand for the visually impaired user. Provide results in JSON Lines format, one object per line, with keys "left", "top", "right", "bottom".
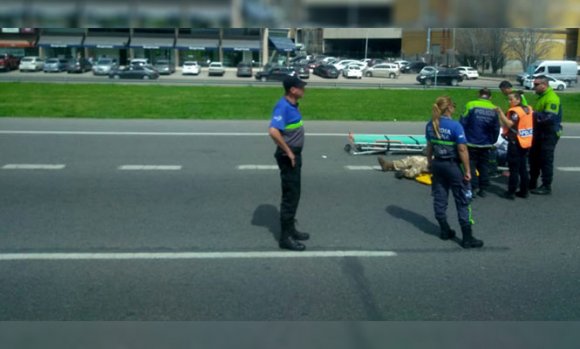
{"left": 464, "top": 171, "right": 472, "bottom": 182}
{"left": 288, "top": 151, "right": 296, "bottom": 167}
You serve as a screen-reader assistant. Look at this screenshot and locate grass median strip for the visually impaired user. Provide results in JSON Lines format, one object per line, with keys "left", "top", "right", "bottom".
{"left": 1, "top": 82, "right": 579, "bottom": 122}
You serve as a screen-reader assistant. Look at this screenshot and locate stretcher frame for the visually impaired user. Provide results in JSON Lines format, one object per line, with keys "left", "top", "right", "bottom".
{"left": 345, "top": 132, "right": 428, "bottom": 155}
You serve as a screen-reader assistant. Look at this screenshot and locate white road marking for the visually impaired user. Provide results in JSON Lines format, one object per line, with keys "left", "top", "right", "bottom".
{"left": 557, "top": 167, "right": 580, "bottom": 172}
{"left": 1, "top": 130, "right": 580, "bottom": 139}
{"left": 2, "top": 164, "right": 66, "bottom": 170}
{"left": 237, "top": 165, "right": 278, "bottom": 170}
{"left": 0, "top": 131, "right": 346, "bottom": 137}
{"left": 0, "top": 250, "right": 398, "bottom": 261}
{"left": 345, "top": 165, "right": 382, "bottom": 171}
{"left": 119, "top": 165, "right": 182, "bottom": 171}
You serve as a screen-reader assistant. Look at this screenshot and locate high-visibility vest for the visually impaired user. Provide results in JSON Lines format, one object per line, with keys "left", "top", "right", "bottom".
{"left": 502, "top": 106, "right": 534, "bottom": 149}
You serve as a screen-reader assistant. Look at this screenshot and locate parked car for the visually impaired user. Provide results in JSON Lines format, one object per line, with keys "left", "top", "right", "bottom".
{"left": 130, "top": 58, "right": 150, "bottom": 68}
{"left": 109, "top": 65, "right": 159, "bottom": 80}
{"left": 292, "top": 64, "right": 310, "bottom": 79}
{"left": 153, "top": 59, "right": 175, "bottom": 75}
{"left": 182, "top": 61, "right": 201, "bottom": 75}
{"left": 343, "top": 65, "right": 363, "bottom": 79}
{"left": 526, "top": 60, "right": 578, "bottom": 87}
{"left": 313, "top": 64, "right": 339, "bottom": 79}
{"left": 43, "top": 58, "right": 70, "bottom": 73}
{"left": 419, "top": 66, "right": 438, "bottom": 75}
{"left": 321, "top": 56, "right": 337, "bottom": 64}
{"left": 346, "top": 61, "right": 367, "bottom": 70}
{"left": 67, "top": 58, "right": 92, "bottom": 73}
{"left": 456, "top": 66, "right": 479, "bottom": 80}
{"left": 92, "top": 58, "right": 118, "bottom": 76}
{"left": 400, "top": 61, "right": 427, "bottom": 74}
{"left": 393, "top": 60, "right": 410, "bottom": 69}
{"left": 364, "top": 63, "right": 400, "bottom": 78}
{"left": 416, "top": 68, "right": 463, "bottom": 86}
{"left": 516, "top": 72, "right": 529, "bottom": 86}
{"left": 0, "top": 54, "right": 20, "bottom": 71}
{"left": 523, "top": 74, "right": 567, "bottom": 91}
{"left": 19, "top": 56, "right": 44, "bottom": 72}
{"left": 208, "top": 62, "right": 225, "bottom": 77}
{"left": 255, "top": 66, "right": 295, "bottom": 82}
{"left": 333, "top": 59, "right": 359, "bottom": 72}
{"left": 236, "top": 62, "right": 253, "bottom": 77}
{"left": 367, "top": 58, "right": 386, "bottom": 67}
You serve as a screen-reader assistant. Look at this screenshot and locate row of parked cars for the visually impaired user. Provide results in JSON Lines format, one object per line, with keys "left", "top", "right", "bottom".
{"left": 9, "top": 54, "right": 482, "bottom": 87}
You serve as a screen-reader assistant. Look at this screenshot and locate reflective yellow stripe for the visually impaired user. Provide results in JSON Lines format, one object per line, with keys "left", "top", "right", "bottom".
{"left": 286, "top": 120, "right": 303, "bottom": 130}
{"left": 431, "top": 139, "right": 455, "bottom": 146}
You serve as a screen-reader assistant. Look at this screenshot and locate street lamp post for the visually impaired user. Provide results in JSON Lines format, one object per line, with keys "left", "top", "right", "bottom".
{"left": 364, "top": 28, "right": 369, "bottom": 60}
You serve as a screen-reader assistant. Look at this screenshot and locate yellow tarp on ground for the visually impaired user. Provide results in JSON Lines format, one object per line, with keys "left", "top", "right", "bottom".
{"left": 414, "top": 170, "right": 479, "bottom": 186}
{"left": 415, "top": 173, "right": 432, "bottom": 185}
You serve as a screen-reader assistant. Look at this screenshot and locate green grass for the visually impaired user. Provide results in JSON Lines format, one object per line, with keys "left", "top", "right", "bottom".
{"left": 1, "top": 82, "right": 579, "bottom": 122}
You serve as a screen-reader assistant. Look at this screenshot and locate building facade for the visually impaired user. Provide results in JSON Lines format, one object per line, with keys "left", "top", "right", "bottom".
{"left": 1, "top": 27, "right": 579, "bottom": 70}
{"left": 0, "top": 28, "right": 296, "bottom": 67}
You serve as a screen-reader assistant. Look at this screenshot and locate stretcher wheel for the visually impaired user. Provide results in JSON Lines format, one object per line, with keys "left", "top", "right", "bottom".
{"left": 344, "top": 144, "right": 352, "bottom": 152}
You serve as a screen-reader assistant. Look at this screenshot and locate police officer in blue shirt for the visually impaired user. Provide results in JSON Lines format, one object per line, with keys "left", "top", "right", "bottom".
{"left": 460, "top": 88, "right": 500, "bottom": 198}
{"left": 426, "top": 96, "right": 484, "bottom": 249}
{"left": 269, "top": 76, "right": 309, "bottom": 251}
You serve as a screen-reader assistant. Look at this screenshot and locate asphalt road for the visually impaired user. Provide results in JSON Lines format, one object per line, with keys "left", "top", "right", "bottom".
{"left": 3, "top": 67, "right": 571, "bottom": 91}
{"left": 1, "top": 118, "right": 579, "bottom": 320}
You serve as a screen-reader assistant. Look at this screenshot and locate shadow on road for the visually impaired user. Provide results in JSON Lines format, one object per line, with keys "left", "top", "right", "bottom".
{"left": 386, "top": 205, "right": 440, "bottom": 238}
{"left": 251, "top": 204, "right": 280, "bottom": 242}
{"left": 387, "top": 205, "right": 464, "bottom": 247}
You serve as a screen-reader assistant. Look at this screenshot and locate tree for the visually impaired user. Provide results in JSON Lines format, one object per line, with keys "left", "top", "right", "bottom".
{"left": 487, "top": 28, "right": 509, "bottom": 74}
{"left": 504, "top": 29, "right": 555, "bottom": 72}
{"left": 454, "top": 28, "right": 508, "bottom": 74}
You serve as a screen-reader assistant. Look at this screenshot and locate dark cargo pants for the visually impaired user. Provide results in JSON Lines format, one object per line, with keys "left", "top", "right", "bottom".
{"left": 431, "top": 159, "right": 473, "bottom": 229}
{"left": 275, "top": 147, "right": 302, "bottom": 240}
{"left": 468, "top": 147, "right": 491, "bottom": 192}
{"left": 529, "top": 128, "right": 559, "bottom": 189}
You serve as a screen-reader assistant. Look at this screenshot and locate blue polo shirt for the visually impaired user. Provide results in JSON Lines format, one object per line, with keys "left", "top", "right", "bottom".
{"left": 270, "top": 97, "right": 305, "bottom": 148}
{"left": 426, "top": 116, "right": 467, "bottom": 160}
{"left": 460, "top": 98, "right": 500, "bottom": 147}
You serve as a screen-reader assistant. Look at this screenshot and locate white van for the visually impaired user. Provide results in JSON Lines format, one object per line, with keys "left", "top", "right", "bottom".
{"left": 527, "top": 60, "right": 578, "bottom": 86}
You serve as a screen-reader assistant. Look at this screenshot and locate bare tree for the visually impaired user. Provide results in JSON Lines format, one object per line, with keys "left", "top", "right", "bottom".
{"left": 504, "top": 29, "right": 555, "bottom": 72}
{"left": 455, "top": 28, "right": 508, "bottom": 74}
{"left": 486, "top": 28, "right": 509, "bottom": 74}
{"left": 455, "top": 28, "right": 481, "bottom": 68}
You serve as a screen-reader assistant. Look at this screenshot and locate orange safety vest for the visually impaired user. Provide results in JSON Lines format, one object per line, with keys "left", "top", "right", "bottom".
{"left": 502, "top": 106, "right": 534, "bottom": 149}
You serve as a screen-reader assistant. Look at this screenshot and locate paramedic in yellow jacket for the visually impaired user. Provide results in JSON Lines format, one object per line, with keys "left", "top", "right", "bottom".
{"left": 377, "top": 155, "right": 428, "bottom": 179}
{"left": 496, "top": 91, "right": 534, "bottom": 200}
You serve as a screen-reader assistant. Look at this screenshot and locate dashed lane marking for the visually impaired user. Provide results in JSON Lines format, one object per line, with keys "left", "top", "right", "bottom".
{"left": 345, "top": 165, "right": 382, "bottom": 171}
{"left": 118, "top": 165, "right": 182, "bottom": 171}
{"left": 237, "top": 165, "right": 279, "bottom": 170}
{"left": 2, "top": 164, "right": 66, "bottom": 170}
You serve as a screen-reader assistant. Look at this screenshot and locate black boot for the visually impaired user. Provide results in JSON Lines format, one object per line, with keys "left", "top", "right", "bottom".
{"left": 437, "top": 219, "right": 456, "bottom": 240}
{"left": 530, "top": 185, "right": 551, "bottom": 195}
{"left": 279, "top": 236, "right": 306, "bottom": 251}
{"left": 290, "top": 220, "right": 310, "bottom": 241}
{"left": 279, "top": 221, "right": 305, "bottom": 251}
{"left": 461, "top": 225, "right": 483, "bottom": 249}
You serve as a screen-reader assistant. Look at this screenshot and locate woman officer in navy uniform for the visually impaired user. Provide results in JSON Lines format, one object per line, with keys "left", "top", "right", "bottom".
{"left": 426, "top": 96, "right": 484, "bottom": 249}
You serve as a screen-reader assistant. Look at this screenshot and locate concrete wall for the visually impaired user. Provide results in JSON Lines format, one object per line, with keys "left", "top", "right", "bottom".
{"left": 323, "top": 28, "right": 402, "bottom": 40}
